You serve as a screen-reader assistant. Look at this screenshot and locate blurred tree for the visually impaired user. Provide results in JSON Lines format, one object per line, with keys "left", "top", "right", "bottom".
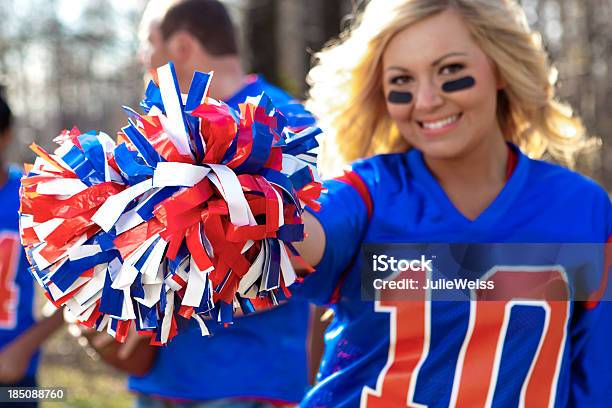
{"left": 245, "top": 0, "right": 278, "bottom": 89}
{"left": 0, "top": 0, "right": 145, "bottom": 164}
{"left": 521, "top": 0, "right": 612, "bottom": 187}
{"left": 234, "top": 0, "right": 352, "bottom": 98}
{"left": 274, "top": 0, "right": 352, "bottom": 97}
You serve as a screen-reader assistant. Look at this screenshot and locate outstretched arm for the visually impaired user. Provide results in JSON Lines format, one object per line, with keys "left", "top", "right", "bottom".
{"left": 293, "top": 210, "right": 326, "bottom": 272}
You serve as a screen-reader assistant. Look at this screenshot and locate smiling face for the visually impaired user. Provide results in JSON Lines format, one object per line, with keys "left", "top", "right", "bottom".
{"left": 382, "top": 9, "right": 504, "bottom": 160}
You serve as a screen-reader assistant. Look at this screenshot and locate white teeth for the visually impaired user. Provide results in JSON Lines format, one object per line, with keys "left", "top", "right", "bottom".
{"left": 421, "top": 114, "right": 459, "bottom": 129}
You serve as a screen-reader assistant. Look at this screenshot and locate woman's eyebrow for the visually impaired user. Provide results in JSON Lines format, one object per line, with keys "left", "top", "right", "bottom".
{"left": 432, "top": 52, "right": 468, "bottom": 66}
{"left": 385, "top": 66, "right": 410, "bottom": 72}
{"left": 385, "top": 52, "right": 469, "bottom": 72}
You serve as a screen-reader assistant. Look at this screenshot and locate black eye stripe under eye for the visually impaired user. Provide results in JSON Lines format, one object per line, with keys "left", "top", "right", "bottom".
{"left": 442, "top": 76, "right": 475, "bottom": 92}
{"left": 388, "top": 91, "right": 413, "bottom": 104}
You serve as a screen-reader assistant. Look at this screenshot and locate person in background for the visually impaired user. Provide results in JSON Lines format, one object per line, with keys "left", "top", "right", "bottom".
{"left": 79, "top": 1, "right": 315, "bottom": 407}
{"left": 0, "top": 91, "right": 64, "bottom": 408}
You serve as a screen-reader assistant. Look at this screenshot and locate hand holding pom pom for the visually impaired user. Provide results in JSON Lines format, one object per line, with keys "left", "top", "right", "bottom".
{"left": 20, "top": 63, "right": 322, "bottom": 345}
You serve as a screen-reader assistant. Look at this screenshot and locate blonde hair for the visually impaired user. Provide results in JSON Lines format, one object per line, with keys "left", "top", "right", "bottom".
{"left": 307, "top": 0, "right": 589, "bottom": 175}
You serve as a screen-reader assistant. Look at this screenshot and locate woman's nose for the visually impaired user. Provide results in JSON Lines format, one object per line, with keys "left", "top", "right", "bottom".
{"left": 414, "top": 81, "right": 444, "bottom": 112}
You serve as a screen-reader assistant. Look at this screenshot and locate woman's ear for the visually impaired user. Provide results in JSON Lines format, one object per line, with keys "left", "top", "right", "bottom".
{"left": 485, "top": 55, "right": 506, "bottom": 90}
{"left": 494, "top": 64, "right": 506, "bottom": 90}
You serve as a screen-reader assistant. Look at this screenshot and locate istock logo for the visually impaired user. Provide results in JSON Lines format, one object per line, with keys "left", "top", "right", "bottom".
{"left": 372, "top": 254, "right": 433, "bottom": 272}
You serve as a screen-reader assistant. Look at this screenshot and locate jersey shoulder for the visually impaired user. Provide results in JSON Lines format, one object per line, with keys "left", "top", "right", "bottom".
{"left": 527, "top": 158, "right": 607, "bottom": 195}
{"left": 522, "top": 157, "right": 611, "bottom": 238}
{"left": 348, "top": 152, "right": 413, "bottom": 201}
{"left": 525, "top": 158, "right": 610, "bottom": 213}
{"left": 255, "top": 77, "right": 296, "bottom": 105}
{"left": 231, "top": 76, "right": 315, "bottom": 129}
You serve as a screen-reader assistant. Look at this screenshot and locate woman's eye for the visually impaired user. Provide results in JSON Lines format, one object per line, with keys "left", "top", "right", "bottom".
{"left": 390, "top": 75, "right": 413, "bottom": 85}
{"left": 439, "top": 63, "right": 464, "bottom": 75}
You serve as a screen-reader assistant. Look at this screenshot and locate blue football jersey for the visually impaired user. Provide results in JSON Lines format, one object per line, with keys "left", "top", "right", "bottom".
{"left": 297, "top": 144, "right": 612, "bottom": 407}
{"left": 129, "top": 76, "right": 313, "bottom": 402}
{"left": 0, "top": 166, "right": 39, "bottom": 379}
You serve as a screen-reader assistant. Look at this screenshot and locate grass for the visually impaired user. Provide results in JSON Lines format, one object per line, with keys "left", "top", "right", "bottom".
{"left": 38, "top": 330, "right": 134, "bottom": 408}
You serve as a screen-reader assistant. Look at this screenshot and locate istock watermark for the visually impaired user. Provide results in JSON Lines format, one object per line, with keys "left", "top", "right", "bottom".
{"left": 370, "top": 253, "right": 494, "bottom": 293}
{"left": 371, "top": 254, "right": 433, "bottom": 272}
{"left": 360, "top": 243, "right": 611, "bottom": 302}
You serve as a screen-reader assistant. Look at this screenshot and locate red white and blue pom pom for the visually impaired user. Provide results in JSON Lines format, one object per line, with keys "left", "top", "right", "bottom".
{"left": 19, "top": 62, "right": 322, "bottom": 344}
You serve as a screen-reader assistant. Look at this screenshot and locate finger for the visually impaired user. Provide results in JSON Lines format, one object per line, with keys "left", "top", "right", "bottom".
{"left": 117, "top": 332, "right": 147, "bottom": 360}
{"left": 90, "top": 332, "right": 116, "bottom": 349}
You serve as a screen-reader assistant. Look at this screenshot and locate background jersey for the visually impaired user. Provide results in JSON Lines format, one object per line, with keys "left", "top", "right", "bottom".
{"left": 129, "top": 76, "right": 313, "bottom": 403}
{"left": 296, "top": 144, "right": 612, "bottom": 408}
{"left": 0, "top": 166, "right": 39, "bottom": 379}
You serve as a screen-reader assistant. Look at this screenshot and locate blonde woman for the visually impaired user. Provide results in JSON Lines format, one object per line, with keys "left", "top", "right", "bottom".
{"left": 292, "top": 0, "right": 612, "bottom": 406}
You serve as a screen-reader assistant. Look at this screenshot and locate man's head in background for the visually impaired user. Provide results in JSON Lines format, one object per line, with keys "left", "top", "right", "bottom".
{"left": 139, "top": 0, "right": 244, "bottom": 99}
{"left": 138, "top": 0, "right": 177, "bottom": 74}
{"left": 138, "top": 0, "right": 172, "bottom": 72}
